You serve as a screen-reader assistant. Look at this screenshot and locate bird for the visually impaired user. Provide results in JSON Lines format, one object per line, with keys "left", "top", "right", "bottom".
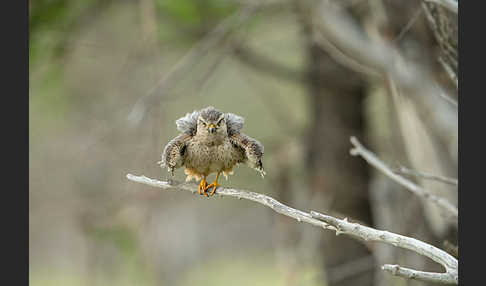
{"left": 159, "top": 106, "right": 265, "bottom": 197}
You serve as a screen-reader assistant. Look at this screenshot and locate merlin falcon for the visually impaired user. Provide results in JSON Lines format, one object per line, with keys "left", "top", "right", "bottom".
{"left": 159, "top": 106, "right": 265, "bottom": 196}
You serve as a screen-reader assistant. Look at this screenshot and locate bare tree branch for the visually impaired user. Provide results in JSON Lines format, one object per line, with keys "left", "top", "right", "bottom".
{"left": 314, "top": 2, "right": 457, "bottom": 150}
{"left": 125, "top": 173, "right": 337, "bottom": 231}
{"left": 438, "top": 56, "right": 458, "bottom": 89}
{"left": 435, "top": 83, "right": 458, "bottom": 108}
{"left": 349, "top": 137, "right": 458, "bottom": 219}
{"left": 312, "top": 32, "right": 381, "bottom": 78}
{"left": 422, "top": 0, "right": 458, "bottom": 14}
{"left": 393, "top": 165, "right": 458, "bottom": 186}
{"left": 381, "top": 264, "right": 457, "bottom": 284}
{"left": 393, "top": 8, "right": 424, "bottom": 43}
{"left": 422, "top": 2, "right": 458, "bottom": 75}
{"left": 126, "top": 173, "right": 458, "bottom": 284}
{"left": 310, "top": 211, "right": 458, "bottom": 284}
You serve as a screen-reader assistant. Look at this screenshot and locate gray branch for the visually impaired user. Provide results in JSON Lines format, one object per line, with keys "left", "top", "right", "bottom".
{"left": 349, "top": 137, "right": 458, "bottom": 219}
{"left": 423, "top": 0, "right": 458, "bottom": 14}
{"left": 312, "top": 32, "right": 381, "bottom": 78}
{"left": 315, "top": 1, "right": 457, "bottom": 150}
{"left": 126, "top": 173, "right": 458, "bottom": 284}
{"left": 393, "top": 165, "right": 458, "bottom": 186}
{"left": 125, "top": 173, "right": 337, "bottom": 231}
{"left": 438, "top": 56, "right": 458, "bottom": 90}
{"left": 310, "top": 212, "right": 458, "bottom": 284}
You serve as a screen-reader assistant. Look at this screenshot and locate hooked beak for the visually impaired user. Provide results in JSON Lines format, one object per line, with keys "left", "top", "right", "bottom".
{"left": 208, "top": 123, "right": 216, "bottom": 134}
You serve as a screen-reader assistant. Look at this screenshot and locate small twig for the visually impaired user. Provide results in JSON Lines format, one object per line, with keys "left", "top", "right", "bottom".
{"left": 349, "top": 137, "right": 458, "bottom": 219}
{"left": 393, "top": 165, "right": 458, "bottom": 186}
{"left": 381, "top": 265, "right": 456, "bottom": 283}
{"left": 310, "top": 211, "right": 458, "bottom": 284}
{"left": 312, "top": 32, "right": 381, "bottom": 78}
{"left": 315, "top": 1, "right": 457, "bottom": 150}
{"left": 393, "top": 8, "right": 424, "bottom": 43}
{"left": 422, "top": 0, "right": 458, "bottom": 14}
{"left": 438, "top": 56, "right": 458, "bottom": 90}
{"left": 435, "top": 83, "right": 458, "bottom": 108}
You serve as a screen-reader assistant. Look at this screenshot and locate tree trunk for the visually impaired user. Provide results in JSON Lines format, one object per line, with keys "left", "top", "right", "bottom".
{"left": 295, "top": 2, "right": 375, "bottom": 285}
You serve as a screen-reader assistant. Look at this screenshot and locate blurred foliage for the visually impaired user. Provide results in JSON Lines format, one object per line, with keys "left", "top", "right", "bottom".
{"left": 29, "top": 0, "right": 238, "bottom": 125}
{"left": 156, "top": 0, "right": 237, "bottom": 27}
{"left": 30, "top": 0, "right": 314, "bottom": 285}
{"left": 89, "top": 226, "right": 138, "bottom": 255}
{"left": 30, "top": 0, "right": 102, "bottom": 65}
{"left": 180, "top": 252, "right": 323, "bottom": 286}
{"left": 29, "top": 0, "right": 237, "bottom": 66}
{"left": 30, "top": 0, "right": 100, "bottom": 132}
{"left": 30, "top": 0, "right": 458, "bottom": 284}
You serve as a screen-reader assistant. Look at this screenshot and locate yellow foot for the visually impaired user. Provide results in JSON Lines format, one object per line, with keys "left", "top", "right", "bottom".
{"left": 198, "top": 177, "right": 208, "bottom": 196}
{"left": 205, "top": 182, "right": 221, "bottom": 196}
{"left": 204, "top": 172, "right": 221, "bottom": 196}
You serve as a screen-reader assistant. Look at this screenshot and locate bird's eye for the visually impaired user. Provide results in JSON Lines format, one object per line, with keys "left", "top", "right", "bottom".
{"left": 201, "top": 122, "right": 206, "bottom": 127}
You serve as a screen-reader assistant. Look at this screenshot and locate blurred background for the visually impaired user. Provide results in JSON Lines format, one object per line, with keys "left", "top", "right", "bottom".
{"left": 29, "top": 0, "right": 457, "bottom": 285}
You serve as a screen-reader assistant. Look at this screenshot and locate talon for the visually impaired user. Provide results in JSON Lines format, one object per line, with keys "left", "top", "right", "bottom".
{"left": 198, "top": 177, "right": 208, "bottom": 196}
{"left": 204, "top": 172, "right": 221, "bottom": 197}
{"left": 208, "top": 183, "right": 220, "bottom": 196}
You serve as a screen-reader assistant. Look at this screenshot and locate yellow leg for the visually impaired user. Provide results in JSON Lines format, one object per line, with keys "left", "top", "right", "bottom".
{"left": 205, "top": 172, "right": 221, "bottom": 196}
{"left": 198, "top": 177, "right": 208, "bottom": 196}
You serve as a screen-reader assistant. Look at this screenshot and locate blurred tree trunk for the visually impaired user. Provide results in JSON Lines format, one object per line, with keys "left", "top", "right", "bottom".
{"left": 294, "top": 2, "right": 374, "bottom": 286}
{"left": 304, "top": 35, "right": 374, "bottom": 286}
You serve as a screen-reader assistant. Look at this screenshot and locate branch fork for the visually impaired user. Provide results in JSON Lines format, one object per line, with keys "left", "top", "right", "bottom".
{"left": 310, "top": 211, "right": 458, "bottom": 284}
{"left": 126, "top": 172, "right": 458, "bottom": 284}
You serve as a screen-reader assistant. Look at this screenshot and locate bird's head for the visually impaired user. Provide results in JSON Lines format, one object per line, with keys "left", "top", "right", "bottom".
{"left": 197, "top": 106, "right": 228, "bottom": 139}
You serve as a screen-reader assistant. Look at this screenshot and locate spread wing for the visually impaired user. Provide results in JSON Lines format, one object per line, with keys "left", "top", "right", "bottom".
{"left": 176, "top": 110, "right": 199, "bottom": 135}
{"left": 159, "top": 133, "right": 192, "bottom": 175}
{"left": 229, "top": 132, "right": 265, "bottom": 177}
{"left": 225, "top": 112, "right": 244, "bottom": 136}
